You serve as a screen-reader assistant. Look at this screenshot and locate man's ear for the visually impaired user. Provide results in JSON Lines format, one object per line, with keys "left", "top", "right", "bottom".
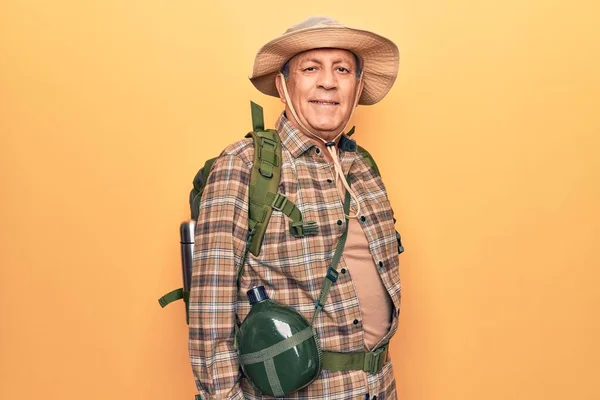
{"left": 275, "top": 73, "right": 287, "bottom": 105}
{"left": 354, "top": 76, "right": 365, "bottom": 108}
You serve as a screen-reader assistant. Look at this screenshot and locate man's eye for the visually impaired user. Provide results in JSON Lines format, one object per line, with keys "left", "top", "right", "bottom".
{"left": 304, "top": 67, "right": 317, "bottom": 72}
{"left": 337, "top": 67, "right": 350, "bottom": 73}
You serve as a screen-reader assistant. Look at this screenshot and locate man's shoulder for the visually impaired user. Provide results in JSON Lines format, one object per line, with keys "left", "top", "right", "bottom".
{"left": 215, "top": 137, "right": 255, "bottom": 169}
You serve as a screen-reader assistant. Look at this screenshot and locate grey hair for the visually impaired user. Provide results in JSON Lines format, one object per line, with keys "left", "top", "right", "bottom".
{"left": 280, "top": 52, "right": 363, "bottom": 80}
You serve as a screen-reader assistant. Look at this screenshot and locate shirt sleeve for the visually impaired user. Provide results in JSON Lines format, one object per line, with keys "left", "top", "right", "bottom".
{"left": 188, "top": 154, "right": 250, "bottom": 399}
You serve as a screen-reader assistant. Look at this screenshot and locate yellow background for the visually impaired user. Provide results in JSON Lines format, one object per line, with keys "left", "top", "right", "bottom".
{"left": 1, "top": 1, "right": 599, "bottom": 399}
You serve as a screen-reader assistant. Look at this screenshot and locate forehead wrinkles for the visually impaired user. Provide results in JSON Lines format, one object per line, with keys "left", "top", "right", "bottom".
{"left": 291, "top": 49, "right": 356, "bottom": 68}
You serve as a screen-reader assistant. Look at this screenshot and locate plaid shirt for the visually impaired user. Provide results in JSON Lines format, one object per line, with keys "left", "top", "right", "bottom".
{"left": 189, "top": 113, "right": 402, "bottom": 399}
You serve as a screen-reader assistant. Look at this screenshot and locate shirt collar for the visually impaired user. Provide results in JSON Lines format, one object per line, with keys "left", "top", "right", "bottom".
{"left": 275, "top": 112, "right": 358, "bottom": 159}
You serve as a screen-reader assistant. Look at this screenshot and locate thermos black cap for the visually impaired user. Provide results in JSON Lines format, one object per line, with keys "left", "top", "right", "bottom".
{"left": 247, "top": 286, "right": 269, "bottom": 305}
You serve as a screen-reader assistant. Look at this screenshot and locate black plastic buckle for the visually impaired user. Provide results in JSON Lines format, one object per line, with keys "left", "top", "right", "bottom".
{"left": 339, "top": 135, "right": 357, "bottom": 152}
{"left": 326, "top": 266, "right": 338, "bottom": 283}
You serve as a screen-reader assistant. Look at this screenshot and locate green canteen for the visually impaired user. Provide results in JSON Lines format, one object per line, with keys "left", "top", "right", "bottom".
{"left": 237, "top": 286, "right": 321, "bottom": 397}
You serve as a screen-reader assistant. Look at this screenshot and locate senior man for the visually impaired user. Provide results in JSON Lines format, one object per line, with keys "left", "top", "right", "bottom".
{"left": 189, "top": 16, "right": 402, "bottom": 399}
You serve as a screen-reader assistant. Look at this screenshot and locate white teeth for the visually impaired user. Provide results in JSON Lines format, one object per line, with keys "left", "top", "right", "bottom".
{"left": 311, "top": 101, "right": 337, "bottom": 105}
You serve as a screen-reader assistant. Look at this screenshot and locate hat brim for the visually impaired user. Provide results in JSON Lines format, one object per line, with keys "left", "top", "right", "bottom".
{"left": 249, "top": 26, "right": 399, "bottom": 105}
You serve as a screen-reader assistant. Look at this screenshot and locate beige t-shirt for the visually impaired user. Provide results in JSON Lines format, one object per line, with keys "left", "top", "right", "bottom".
{"left": 337, "top": 179, "right": 393, "bottom": 350}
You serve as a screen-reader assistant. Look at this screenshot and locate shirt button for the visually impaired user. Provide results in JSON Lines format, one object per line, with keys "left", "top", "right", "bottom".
{"left": 372, "top": 396, "right": 377, "bottom": 400}
{"left": 365, "top": 395, "right": 370, "bottom": 400}
{"left": 378, "top": 261, "right": 384, "bottom": 268}
{"left": 327, "top": 178, "right": 333, "bottom": 183}
{"left": 353, "top": 319, "right": 359, "bottom": 325}
{"left": 360, "top": 216, "right": 366, "bottom": 222}
{"left": 341, "top": 268, "right": 346, "bottom": 274}
{"left": 337, "top": 220, "right": 343, "bottom": 226}
{"left": 315, "top": 148, "right": 321, "bottom": 154}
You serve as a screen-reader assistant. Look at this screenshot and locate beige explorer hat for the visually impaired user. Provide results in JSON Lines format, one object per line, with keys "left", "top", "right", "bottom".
{"left": 249, "top": 16, "right": 400, "bottom": 105}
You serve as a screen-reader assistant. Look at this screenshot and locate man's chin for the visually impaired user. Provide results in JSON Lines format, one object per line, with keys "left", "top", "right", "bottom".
{"left": 308, "top": 125, "right": 342, "bottom": 139}
{"left": 306, "top": 120, "right": 343, "bottom": 135}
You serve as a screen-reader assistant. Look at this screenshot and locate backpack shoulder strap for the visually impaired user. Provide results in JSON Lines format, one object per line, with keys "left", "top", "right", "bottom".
{"left": 251, "top": 101, "right": 265, "bottom": 132}
{"left": 245, "top": 102, "right": 282, "bottom": 256}
{"left": 189, "top": 157, "right": 218, "bottom": 220}
{"left": 244, "top": 102, "right": 318, "bottom": 257}
{"left": 347, "top": 126, "right": 381, "bottom": 177}
{"left": 356, "top": 145, "right": 381, "bottom": 178}
{"left": 246, "top": 137, "right": 281, "bottom": 254}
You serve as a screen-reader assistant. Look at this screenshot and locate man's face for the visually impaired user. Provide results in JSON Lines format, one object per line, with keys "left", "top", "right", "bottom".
{"left": 275, "top": 48, "right": 363, "bottom": 142}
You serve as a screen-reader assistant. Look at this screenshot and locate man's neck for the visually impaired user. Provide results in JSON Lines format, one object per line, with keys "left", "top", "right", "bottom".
{"left": 283, "top": 111, "right": 341, "bottom": 158}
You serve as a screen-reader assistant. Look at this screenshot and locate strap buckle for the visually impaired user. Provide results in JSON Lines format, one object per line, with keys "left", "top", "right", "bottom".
{"left": 396, "top": 230, "right": 404, "bottom": 254}
{"left": 289, "top": 220, "right": 318, "bottom": 238}
{"left": 258, "top": 138, "right": 279, "bottom": 166}
{"left": 325, "top": 266, "right": 338, "bottom": 283}
{"left": 245, "top": 228, "right": 256, "bottom": 249}
{"left": 363, "top": 345, "right": 388, "bottom": 374}
{"left": 258, "top": 137, "right": 279, "bottom": 178}
{"left": 271, "top": 194, "right": 288, "bottom": 212}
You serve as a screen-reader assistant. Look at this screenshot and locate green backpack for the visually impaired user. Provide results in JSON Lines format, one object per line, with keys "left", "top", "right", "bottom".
{"left": 158, "top": 102, "right": 403, "bottom": 323}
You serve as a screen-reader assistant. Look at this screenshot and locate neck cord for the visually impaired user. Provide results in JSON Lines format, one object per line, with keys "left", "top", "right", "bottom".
{"left": 278, "top": 72, "right": 363, "bottom": 219}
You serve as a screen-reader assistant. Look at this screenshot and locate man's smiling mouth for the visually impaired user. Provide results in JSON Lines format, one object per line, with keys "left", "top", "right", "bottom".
{"left": 309, "top": 100, "right": 340, "bottom": 105}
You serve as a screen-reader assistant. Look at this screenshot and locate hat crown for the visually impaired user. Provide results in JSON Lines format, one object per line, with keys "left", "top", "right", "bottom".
{"left": 284, "top": 16, "right": 344, "bottom": 34}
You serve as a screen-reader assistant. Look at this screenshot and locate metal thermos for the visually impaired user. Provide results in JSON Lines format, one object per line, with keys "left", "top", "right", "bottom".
{"left": 180, "top": 220, "right": 195, "bottom": 294}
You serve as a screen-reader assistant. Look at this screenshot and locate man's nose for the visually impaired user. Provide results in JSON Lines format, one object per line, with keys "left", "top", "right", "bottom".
{"left": 317, "top": 68, "right": 337, "bottom": 90}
